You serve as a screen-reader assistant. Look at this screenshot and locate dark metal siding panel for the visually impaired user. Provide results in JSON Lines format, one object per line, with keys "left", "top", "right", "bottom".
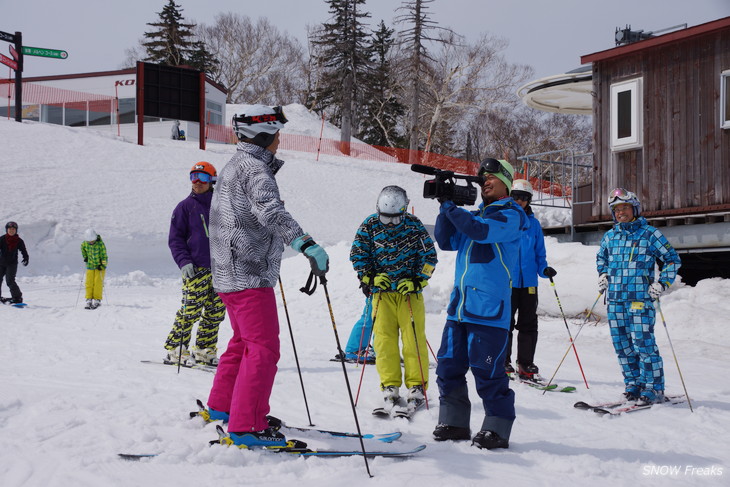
{"left": 592, "top": 27, "right": 730, "bottom": 221}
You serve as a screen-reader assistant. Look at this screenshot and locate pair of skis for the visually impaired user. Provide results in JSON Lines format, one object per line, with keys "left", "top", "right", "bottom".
{"left": 508, "top": 373, "right": 576, "bottom": 393}
{"left": 119, "top": 400, "right": 425, "bottom": 460}
{"left": 574, "top": 394, "right": 686, "bottom": 415}
{"left": 140, "top": 360, "right": 217, "bottom": 373}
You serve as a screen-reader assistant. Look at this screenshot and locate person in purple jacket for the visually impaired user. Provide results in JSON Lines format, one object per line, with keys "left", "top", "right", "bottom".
{"left": 164, "top": 162, "right": 226, "bottom": 366}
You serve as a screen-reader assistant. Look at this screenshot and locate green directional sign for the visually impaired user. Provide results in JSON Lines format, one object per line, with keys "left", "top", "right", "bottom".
{"left": 22, "top": 46, "right": 68, "bottom": 59}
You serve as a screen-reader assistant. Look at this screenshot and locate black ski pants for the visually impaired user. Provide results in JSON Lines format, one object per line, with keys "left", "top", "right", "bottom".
{"left": 0, "top": 263, "right": 22, "bottom": 301}
{"left": 506, "top": 286, "right": 539, "bottom": 366}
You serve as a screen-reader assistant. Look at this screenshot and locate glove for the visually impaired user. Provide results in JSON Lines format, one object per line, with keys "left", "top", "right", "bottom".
{"left": 396, "top": 278, "right": 427, "bottom": 295}
{"left": 598, "top": 273, "right": 608, "bottom": 293}
{"left": 84, "top": 258, "right": 88, "bottom": 263}
{"left": 22, "top": 257, "right": 29, "bottom": 266}
{"left": 181, "top": 263, "right": 195, "bottom": 279}
{"left": 291, "top": 234, "right": 329, "bottom": 276}
{"left": 359, "top": 280, "right": 371, "bottom": 297}
{"left": 648, "top": 282, "right": 665, "bottom": 300}
{"left": 543, "top": 267, "right": 557, "bottom": 278}
{"left": 97, "top": 264, "right": 104, "bottom": 271}
{"left": 373, "top": 273, "right": 391, "bottom": 290}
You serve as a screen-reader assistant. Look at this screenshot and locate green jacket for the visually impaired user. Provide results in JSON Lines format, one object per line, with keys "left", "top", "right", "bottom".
{"left": 81, "top": 236, "right": 108, "bottom": 270}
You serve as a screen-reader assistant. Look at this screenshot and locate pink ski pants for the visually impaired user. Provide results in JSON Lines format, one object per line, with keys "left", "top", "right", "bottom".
{"left": 207, "top": 287, "right": 280, "bottom": 432}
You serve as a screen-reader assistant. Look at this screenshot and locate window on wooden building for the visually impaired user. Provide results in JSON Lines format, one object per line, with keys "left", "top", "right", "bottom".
{"left": 722, "top": 70, "right": 730, "bottom": 130}
{"left": 610, "top": 78, "right": 643, "bottom": 150}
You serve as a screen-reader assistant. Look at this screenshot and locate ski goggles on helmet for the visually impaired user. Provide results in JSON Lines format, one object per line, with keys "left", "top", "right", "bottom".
{"left": 6, "top": 221, "right": 18, "bottom": 230}
{"left": 233, "top": 105, "right": 288, "bottom": 125}
{"left": 511, "top": 190, "right": 532, "bottom": 202}
{"left": 608, "top": 187, "right": 634, "bottom": 207}
{"left": 190, "top": 172, "right": 213, "bottom": 183}
{"left": 379, "top": 214, "right": 403, "bottom": 226}
{"left": 478, "top": 158, "right": 513, "bottom": 184}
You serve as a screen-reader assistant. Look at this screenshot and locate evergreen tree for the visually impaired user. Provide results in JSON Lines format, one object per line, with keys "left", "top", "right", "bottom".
{"left": 310, "top": 0, "right": 372, "bottom": 149}
{"left": 142, "top": 0, "right": 216, "bottom": 74}
{"left": 358, "top": 21, "right": 405, "bottom": 147}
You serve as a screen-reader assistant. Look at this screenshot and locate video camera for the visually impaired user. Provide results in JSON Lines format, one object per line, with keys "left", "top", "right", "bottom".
{"left": 411, "top": 164, "right": 485, "bottom": 206}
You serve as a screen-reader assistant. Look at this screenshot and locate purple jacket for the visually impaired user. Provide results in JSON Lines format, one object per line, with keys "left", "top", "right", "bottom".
{"left": 169, "top": 190, "right": 213, "bottom": 269}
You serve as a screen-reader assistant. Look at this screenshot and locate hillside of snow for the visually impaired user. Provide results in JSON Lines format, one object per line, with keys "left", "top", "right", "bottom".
{"left": 1, "top": 109, "right": 728, "bottom": 486}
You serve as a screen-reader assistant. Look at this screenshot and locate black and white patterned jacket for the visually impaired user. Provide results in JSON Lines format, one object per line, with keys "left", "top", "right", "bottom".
{"left": 210, "top": 142, "right": 304, "bottom": 292}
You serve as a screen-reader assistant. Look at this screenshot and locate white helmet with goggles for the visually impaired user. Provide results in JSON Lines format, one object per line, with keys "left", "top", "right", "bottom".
{"left": 376, "top": 185, "right": 409, "bottom": 226}
{"left": 608, "top": 187, "right": 641, "bottom": 219}
{"left": 232, "top": 105, "right": 288, "bottom": 147}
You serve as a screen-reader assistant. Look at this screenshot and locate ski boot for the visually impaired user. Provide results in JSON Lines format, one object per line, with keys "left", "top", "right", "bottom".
{"left": 472, "top": 430, "right": 509, "bottom": 450}
{"left": 433, "top": 424, "right": 471, "bottom": 441}
{"left": 192, "top": 346, "right": 219, "bottom": 366}
{"left": 406, "top": 385, "right": 426, "bottom": 412}
{"left": 164, "top": 346, "right": 194, "bottom": 366}
{"left": 85, "top": 299, "right": 93, "bottom": 310}
{"left": 517, "top": 362, "right": 540, "bottom": 381}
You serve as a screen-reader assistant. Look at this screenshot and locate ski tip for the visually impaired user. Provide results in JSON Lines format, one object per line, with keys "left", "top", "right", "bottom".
{"left": 573, "top": 401, "right": 592, "bottom": 409}
{"left": 593, "top": 408, "right": 611, "bottom": 415}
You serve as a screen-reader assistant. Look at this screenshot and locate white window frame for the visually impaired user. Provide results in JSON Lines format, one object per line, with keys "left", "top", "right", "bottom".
{"left": 610, "top": 77, "right": 643, "bottom": 151}
{"left": 721, "top": 70, "right": 730, "bottom": 130}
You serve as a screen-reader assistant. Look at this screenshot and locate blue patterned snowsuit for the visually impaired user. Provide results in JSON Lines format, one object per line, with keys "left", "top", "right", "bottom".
{"left": 596, "top": 216, "right": 681, "bottom": 397}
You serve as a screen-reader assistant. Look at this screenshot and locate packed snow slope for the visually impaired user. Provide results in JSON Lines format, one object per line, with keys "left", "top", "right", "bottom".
{"left": 1, "top": 109, "right": 728, "bottom": 487}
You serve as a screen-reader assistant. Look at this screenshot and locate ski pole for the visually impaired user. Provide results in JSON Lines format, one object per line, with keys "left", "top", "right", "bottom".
{"left": 318, "top": 274, "right": 372, "bottom": 477}
{"left": 355, "top": 292, "right": 381, "bottom": 406}
{"left": 548, "top": 276, "right": 590, "bottom": 389}
{"left": 543, "top": 291, "right": 602, "bottom": 394}
{"left": 75, "top": 270, "right": 84, "bottom": 308}
{"left": 656, "top": 299, "right": 693, "bottom": 412}
{"left": 406, "top": 294, "right": 429, "bottom": 410}
{"left": 426, "top": 338, "right": 438, "bottom": 363}
{"left": 278, "top": 278, "right": 314, "bottom": 426}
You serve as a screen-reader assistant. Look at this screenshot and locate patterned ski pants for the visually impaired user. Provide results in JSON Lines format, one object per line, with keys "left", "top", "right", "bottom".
{"left": 164, "top": 267, "right": 226, "bottom": 350}
{"left": 607, "top": 301, "right": 664, "bottom": 394}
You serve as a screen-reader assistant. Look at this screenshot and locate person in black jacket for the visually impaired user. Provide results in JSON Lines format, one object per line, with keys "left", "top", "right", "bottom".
{"left": 0, "top": 222, "right": 29, "bottom": 304}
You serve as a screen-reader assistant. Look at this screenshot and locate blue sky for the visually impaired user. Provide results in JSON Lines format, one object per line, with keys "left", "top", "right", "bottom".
{"left": 3, "top": 0, "right": 728, "bottom": 80}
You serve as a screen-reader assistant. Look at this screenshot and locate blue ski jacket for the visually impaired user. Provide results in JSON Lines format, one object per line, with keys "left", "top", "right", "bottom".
{"left": 435, "top": 198, "right": 527, "bottom": 330}
{"left": 596, "top": 216, "right": 681, "bottom": 302}
{"left": 512, "top": 210, "right": 549, "bottom": 288}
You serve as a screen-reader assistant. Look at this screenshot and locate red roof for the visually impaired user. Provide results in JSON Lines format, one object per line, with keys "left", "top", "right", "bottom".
{"left": 581, "top": 16, "right": 730, "bottom": 64}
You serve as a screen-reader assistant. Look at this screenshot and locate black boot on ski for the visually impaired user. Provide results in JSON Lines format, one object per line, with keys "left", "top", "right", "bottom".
{"left": 517, "top": 363, "right": 539, "bottom": 381}
{"left": 433, "top": 424, "right": 471, "bottom": 441}
{"left": 472, "top": 430, "right": 509, "bottom": 450}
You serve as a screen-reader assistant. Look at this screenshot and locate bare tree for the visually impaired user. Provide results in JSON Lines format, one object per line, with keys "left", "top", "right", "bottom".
{"left": 196, "top": 13, "right": 307, "bottom": 104}
{"left": 395, "top": 0, "right": 451, "bottom": 160}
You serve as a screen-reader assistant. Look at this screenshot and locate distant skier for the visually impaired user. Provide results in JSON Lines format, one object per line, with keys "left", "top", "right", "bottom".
{"left": 0, "top": 221, "right": 29, "bottom": 304}
{"left": 597, "top": 188, "right": 681, "bottom": 406}
{"left": 204, "top": 105, "right": 329, "bottom": 449}
{"left": 164, "top": 162, "right": 226, "bottom": 366}
{"left": 432, "top": 158, "right": 527, "bottom": 450}
{"left": 171, "top": 120, "right": 181, "bottom": 140}
{"left": 505, "top": 179, "right": 557, "bottom": 380}
{"left": 81, "top": 228, "right": 107, "bottom": 309}
{"left": 350, "top": 185, "right": 437, "bottom": 416}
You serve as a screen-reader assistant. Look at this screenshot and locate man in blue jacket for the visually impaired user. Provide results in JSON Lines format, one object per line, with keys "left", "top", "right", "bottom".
{"left": 506, "top": 179, "right": 556, "bottom": 380}
{"left": 597, "top": 188, "right": 681, "bottom": 406}
{"left": 164, "top": 162, "right": 226, "bottom": 366}
{"left": 432, "top": 158, "right": 527, "bottom": 450}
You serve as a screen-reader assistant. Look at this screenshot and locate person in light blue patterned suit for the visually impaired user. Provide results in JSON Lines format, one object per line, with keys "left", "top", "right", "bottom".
{"left": 597, "top": 188, "right": 681, "bottom": 406}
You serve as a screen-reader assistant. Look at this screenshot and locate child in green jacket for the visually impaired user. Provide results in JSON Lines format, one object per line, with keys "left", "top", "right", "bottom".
{"left": 81, "top": 228, "right": 107, "bottom": 309}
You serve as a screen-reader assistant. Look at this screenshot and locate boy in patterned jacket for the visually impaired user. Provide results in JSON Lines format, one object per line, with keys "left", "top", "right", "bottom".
{"left": 597, "top": 188, "right": 681, "bottom": 406}
{"left": 350, "top": 186, "right": 437, "bottom": 415}
{"left": 81, "top": 229, "right": 107, "bottom": 309}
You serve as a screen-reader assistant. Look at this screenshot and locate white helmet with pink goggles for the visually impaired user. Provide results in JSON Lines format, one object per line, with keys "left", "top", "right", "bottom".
{"left": 608, "top": 187, "right": 641, "bottom": 219}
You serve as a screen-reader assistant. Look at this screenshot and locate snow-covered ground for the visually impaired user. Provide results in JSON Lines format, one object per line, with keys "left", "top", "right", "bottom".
{"left": 1, "top": 110, "right": 728, "bottom": 486}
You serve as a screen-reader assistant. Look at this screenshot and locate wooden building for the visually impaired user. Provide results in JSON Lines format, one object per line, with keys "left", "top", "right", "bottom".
{"left": 581, "top": 16, "right": 730, "bottom": 223}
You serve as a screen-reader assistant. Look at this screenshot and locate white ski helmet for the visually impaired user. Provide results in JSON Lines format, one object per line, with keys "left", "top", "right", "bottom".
{"left": 511, "top": 179, "right": 533, "bottom": 202}
{"left": 84, "top": 228, "right": 98, "bottom": 242}
{"left": 376, "top": 186, "right": 409, "bottom": 226}
{"left": 232, "top": 105, "right": 288, "bottom": 147}
{"left": 608, "top": 187, "right": 641, "bottom": 220}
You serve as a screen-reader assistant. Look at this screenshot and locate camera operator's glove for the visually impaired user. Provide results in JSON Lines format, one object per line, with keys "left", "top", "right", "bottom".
{"left": 291, "top": 234, "right": 329, "bottom": 277}
{"left": 543, "top": 266, "right": 557, "bottom": 278}
{"left": 598, "top": 273, "right": 608, "bottom": 293}
{"left": 181, "top": 263, "right": 195, "bottom": 279}
{"left": 396, "top": 278, "right": 428, "bottom": 295}
{"left": 648, "top": 282, "right": 665, "bottom": 300}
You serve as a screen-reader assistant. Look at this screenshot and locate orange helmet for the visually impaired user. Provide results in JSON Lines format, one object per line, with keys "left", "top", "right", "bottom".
{"left": 190, "top": 162, "right": 217, "bottom": 183}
